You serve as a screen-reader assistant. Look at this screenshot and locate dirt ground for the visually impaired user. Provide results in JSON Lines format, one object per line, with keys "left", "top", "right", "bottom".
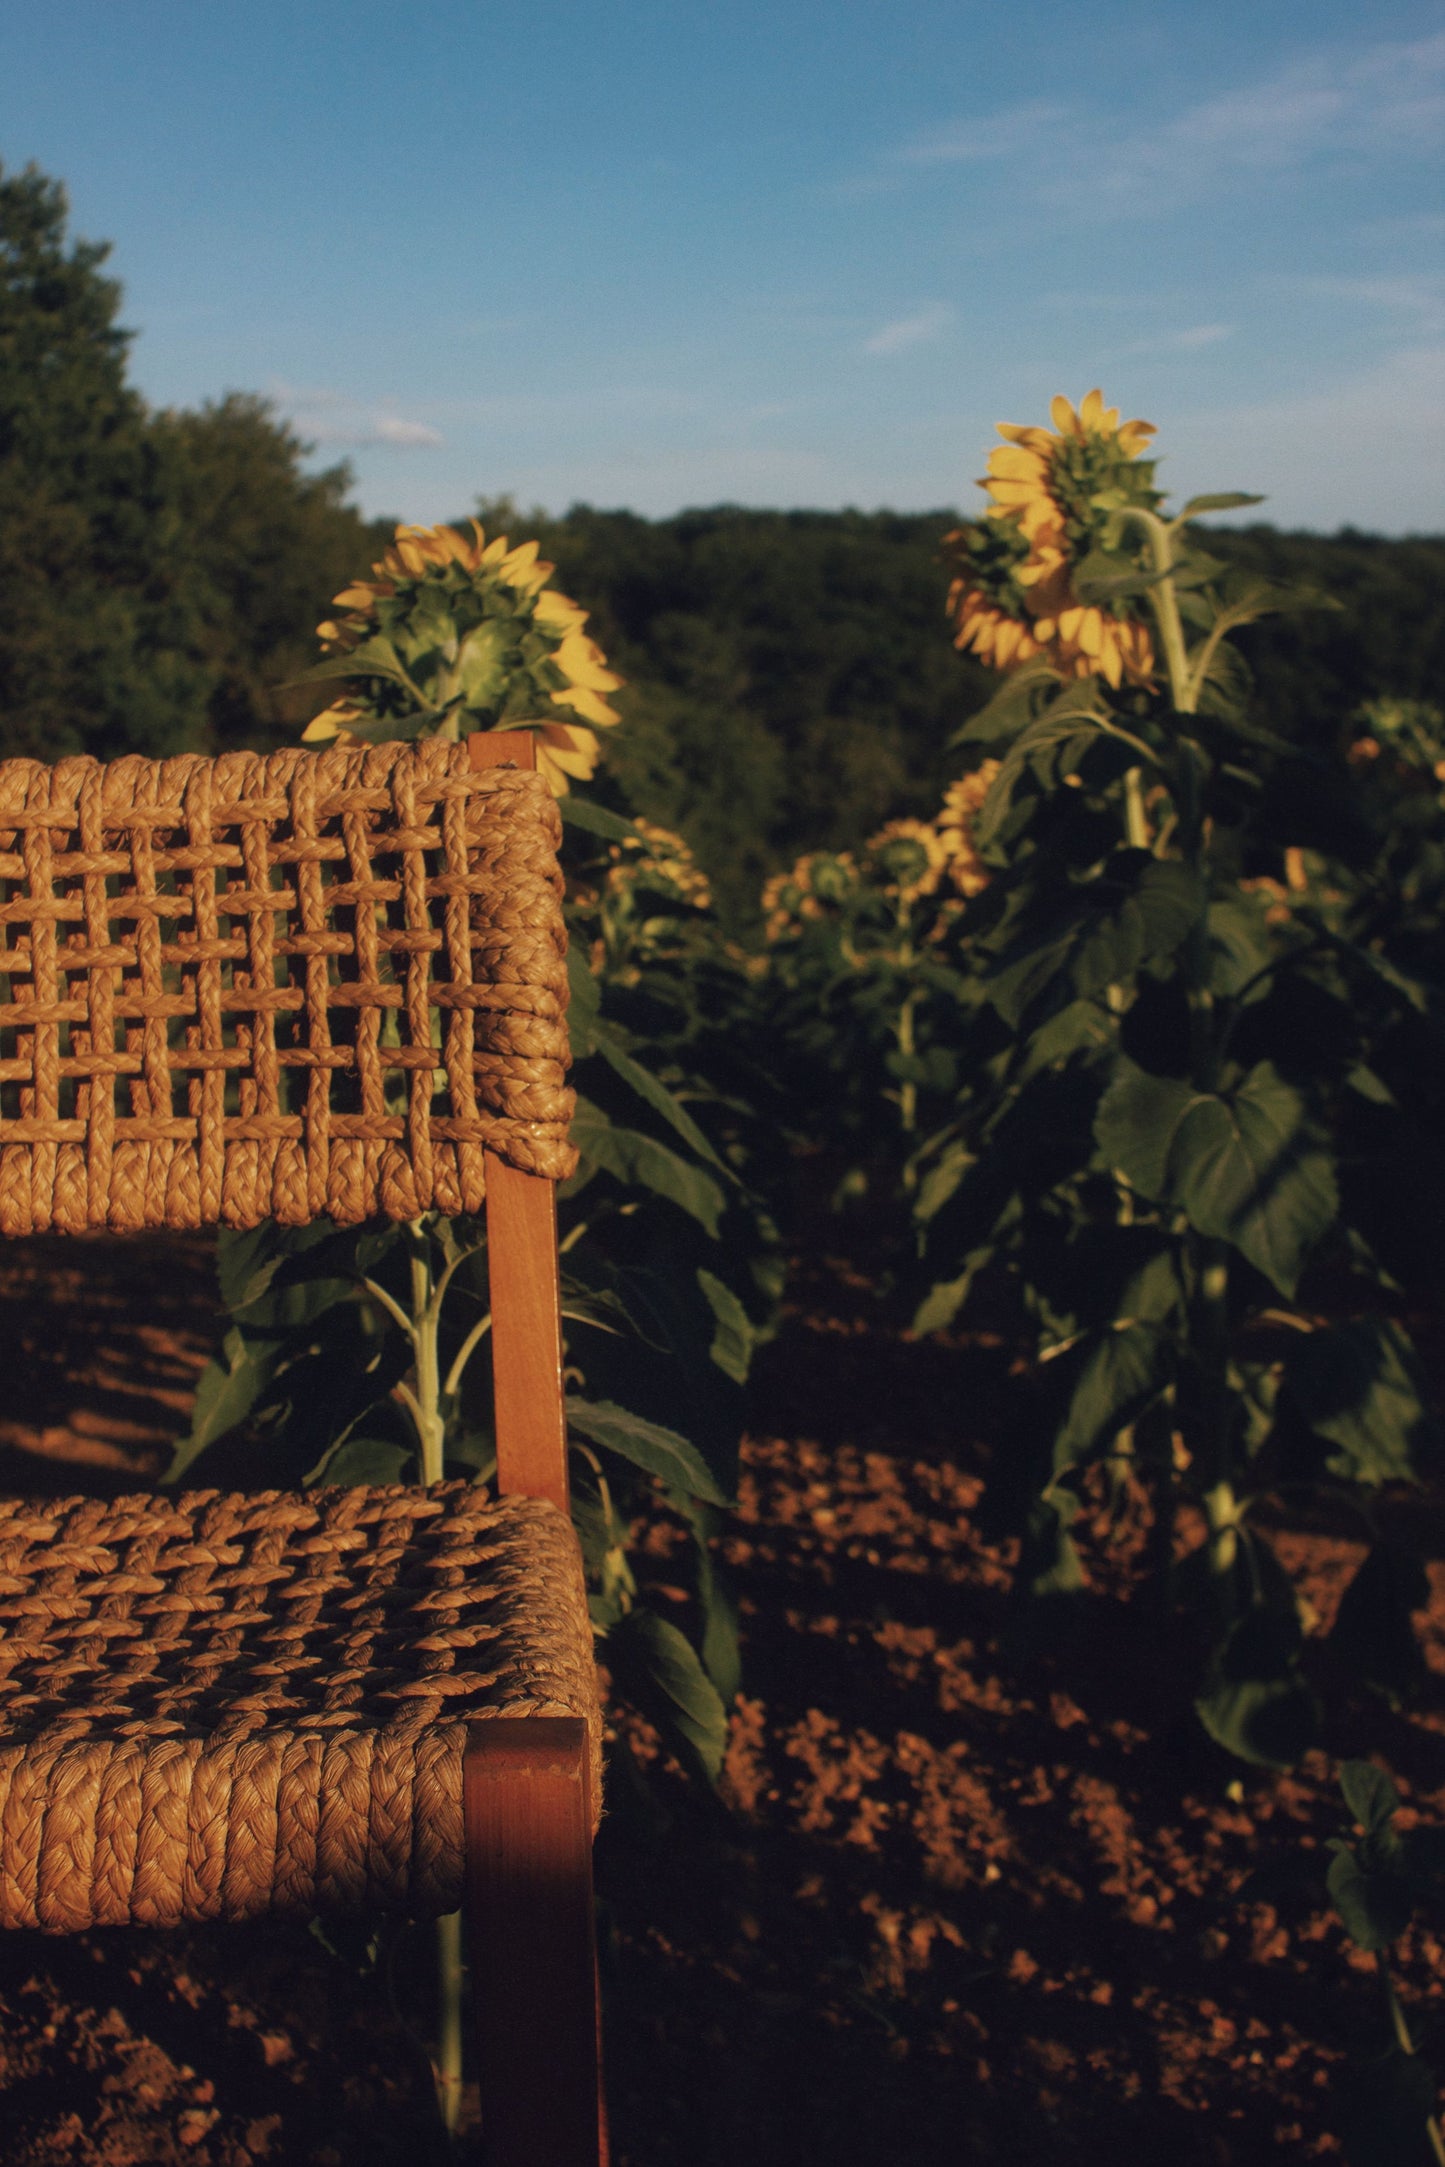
{"left": 0, "top": 1234, "right": 1441, "bottom": 2165}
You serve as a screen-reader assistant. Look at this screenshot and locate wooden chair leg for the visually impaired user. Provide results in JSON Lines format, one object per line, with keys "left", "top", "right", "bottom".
{"left": 463, "top": 1718, "right": 607, "bottom": 2166}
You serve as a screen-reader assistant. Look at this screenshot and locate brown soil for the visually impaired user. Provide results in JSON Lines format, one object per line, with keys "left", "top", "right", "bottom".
{"left": 0, "top": 1236, "right": 1442, "bottom": 2164}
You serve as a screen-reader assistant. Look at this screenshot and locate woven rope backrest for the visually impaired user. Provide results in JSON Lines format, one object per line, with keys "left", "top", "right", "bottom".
{"left": 0, "top": 739, "right": 577, "bottom": 1236}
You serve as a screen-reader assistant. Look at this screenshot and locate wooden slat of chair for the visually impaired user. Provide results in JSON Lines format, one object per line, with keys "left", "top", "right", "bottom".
{"left": 464, "top": 729, "right": 607, "bottom": 2166}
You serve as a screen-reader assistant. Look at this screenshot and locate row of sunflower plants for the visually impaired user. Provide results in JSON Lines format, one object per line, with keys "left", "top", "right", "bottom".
{"left": 751, "top": 780, "right": 995, "bottom": 1252}
{"left": 906, "top": 389, "right": 1445, "bottom": 1767}
{"left": 171, "top": 517, "right": 771, "bottom": 1781}
{"left": 165, "top": 521, "right": 775, "bottom": 2125}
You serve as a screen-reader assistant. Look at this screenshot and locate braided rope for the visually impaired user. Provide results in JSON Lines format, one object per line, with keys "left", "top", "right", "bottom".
{"left": 0, "top": 740, "right": 578, "bottom": 1235}
{"left": 0, "top": 1483, "right": 601, "bottom": 1929}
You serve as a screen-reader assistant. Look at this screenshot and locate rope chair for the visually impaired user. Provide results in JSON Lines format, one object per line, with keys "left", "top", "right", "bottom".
{"left": 0, "top": 729, "right": 606, "bottom": 2164}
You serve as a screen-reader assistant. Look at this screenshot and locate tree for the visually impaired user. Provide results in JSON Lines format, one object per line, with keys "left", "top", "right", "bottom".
{"left": 150, "top": 394, "right": 390, "bottom": 753}
{"left": 0, "top": 160, "right": 209, "bottom": 758}
{"left": 0, "top": 162, "right": 389, "bottom": 763}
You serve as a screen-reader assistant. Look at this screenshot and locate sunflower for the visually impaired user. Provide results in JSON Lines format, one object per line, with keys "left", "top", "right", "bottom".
{"left": 605, "top": 818, "right": 712, "bottom": 913}
{"left": 863, "top": 818, "right": 951, "bottom": 905}
{"left": 760, "top": 851, "right": 859, "bottom": 944}
{"left": 302, "top": 520, "right": 622, "bottom": 795}
{"left": 945, "top": 390, "right": 1160, "bottom": 689}
{"left": 936, "top": 762, "right": 1001, "bottom": 897}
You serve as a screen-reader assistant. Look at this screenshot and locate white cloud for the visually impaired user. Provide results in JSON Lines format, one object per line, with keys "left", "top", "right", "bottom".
{"left": 1163, "top": 346, "right": 1445, "bottom": 533}
{"left": 868, "top": 32, "right": 1445, "bottom": 220}
{"left": 1081, "top": 34, "right": 1445, "bottom": 211}
{"left": 272, "top": 381, "right": 444, "bottom": 449}
{"left": 1286, "top": 273, "right": 1445, "bottom": 340}
{"left": 899, "top": 101, "right": 1069, "bottom": 165}
{"left": 369, "top": 415, "right": 445, "bottom": 447}
{"left": 864, "top": 306, "right": 953, "bottom": 356}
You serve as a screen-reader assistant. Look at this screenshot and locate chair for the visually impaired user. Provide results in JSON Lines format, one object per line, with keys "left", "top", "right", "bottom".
{"left": 0, "top": 728, "right": 607, "bottom": 2164}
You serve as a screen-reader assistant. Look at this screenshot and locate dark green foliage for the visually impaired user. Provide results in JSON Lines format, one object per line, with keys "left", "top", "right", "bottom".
{"left": 0, "top": 161, "right": 209, "bottom": 757}
{"left": 0, "top": 161, "right": 386, "bottom": 763}
{"left": 912, "top": 512, "right": 1445, "bottom": 1769}
{"left": 473, "top": 497, "right": 1444, "bottom": 930}
{"left": 149, "top": 393, "right": 392, "bottom": 752}
{"left": 1323, "top": 1762, "right": 1445, "bottom": 2165}
{"left": 477, "top": 500, "right": 996, "bottom": 922}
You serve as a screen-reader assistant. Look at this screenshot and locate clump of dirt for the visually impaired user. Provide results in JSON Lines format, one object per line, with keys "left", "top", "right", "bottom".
{"left": 1, "top": 1235, "right": 1442, "bottom": 2164}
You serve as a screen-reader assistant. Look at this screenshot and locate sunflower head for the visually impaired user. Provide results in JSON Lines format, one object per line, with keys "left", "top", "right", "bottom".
{"left": 301, "top": 520, "right": 622, "bottom": 795}
{"left": 863, "top": 818, "right": 950, "bottom": 905}
{"left": 946, "top": 390, "right": 1160, "bottom": 689}
{"left": 760, "top": 850, "right": 860, "bottom": 943}
{"left": 936, "top": 762, "right": 1001, "bottom": 897}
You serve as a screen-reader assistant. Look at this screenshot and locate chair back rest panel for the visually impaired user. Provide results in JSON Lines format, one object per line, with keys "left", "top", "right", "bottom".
{"left": 0, "top": 740, "right": 577, "bottom": 1237}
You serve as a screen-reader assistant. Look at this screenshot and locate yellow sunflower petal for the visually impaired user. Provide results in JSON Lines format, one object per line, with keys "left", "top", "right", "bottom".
{"left": 1050, "top": 394, "right": 1080, "bottom": 437}
{"left": 534, "top": 590, "right": 587, "bottom": 630}
{"left": 551, "top": 683, "right": 621, "bottom": 728}
{"left": 554, "top": 630, "right": 622, "bottom": 692}
{"left": 988, "top": 445, "right": 1050, "bottom": 481}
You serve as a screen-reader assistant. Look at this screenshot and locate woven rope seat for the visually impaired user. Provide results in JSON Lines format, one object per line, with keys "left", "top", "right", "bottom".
{"left": 0, "top": 1480, "right": 600, "bottom": 1932}
{"left": 0, "top": 737, "right": 577, "bottom": 1238}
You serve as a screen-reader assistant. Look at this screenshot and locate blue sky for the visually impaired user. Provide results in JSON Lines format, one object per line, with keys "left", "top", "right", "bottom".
{"left": 2, "top": 1, "right": 1442, "bottom": 531}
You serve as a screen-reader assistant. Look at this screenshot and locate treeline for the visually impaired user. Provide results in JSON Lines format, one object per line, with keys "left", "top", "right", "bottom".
{"left": 523, "top": 507, "right": 1445, "bottom": 916}
{"left": 4, "top": 158, "right": 1441, "bottom": 924}
{"left": 0, "top": 162, "right": 390, "bottom": 765}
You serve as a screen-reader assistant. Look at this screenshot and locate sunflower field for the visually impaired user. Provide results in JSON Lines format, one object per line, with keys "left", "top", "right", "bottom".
{"left": 4, "top": 280, "right": 1445, "bottom": 2159}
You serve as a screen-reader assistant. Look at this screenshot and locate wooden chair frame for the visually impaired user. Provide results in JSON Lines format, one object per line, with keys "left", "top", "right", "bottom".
{"left": 0, "top": 728, "right": 607, "bottom": 2166}
{"left": 465, "top": 731, "right": 607, "bottom": 2165}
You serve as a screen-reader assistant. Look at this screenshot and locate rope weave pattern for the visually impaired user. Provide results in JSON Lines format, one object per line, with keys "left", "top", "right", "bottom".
{"left": 0, "top": 740, "right": 578, "bottom": 1236}
{"left": 0, "top": 1483, "right": 600, "bottom": 1930}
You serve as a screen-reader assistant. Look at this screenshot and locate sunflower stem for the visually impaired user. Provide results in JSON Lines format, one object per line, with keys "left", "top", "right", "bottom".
{"left": 435, "top": 1907, "right": 465, "bottom": 2133}
{"left": 1119, "top": 506, "right": 1194, "bottom": 715}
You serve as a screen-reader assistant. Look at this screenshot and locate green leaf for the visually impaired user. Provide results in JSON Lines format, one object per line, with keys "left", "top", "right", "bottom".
{"left": 1176, "top": 493, "right": 1267, "bottom": 519}
{"left": 973, "top": 699, "right": 1111, "bottom": 850}
{"left": 1337, "top": 2043, "right": 1440, "bottom": 2167}
{"left": 216, "top": 1218, "right": 338, "bottom": 1316}
{"left": 1095, "top": 1060, "right": 1337, "bottom": 1295}
{"left": 987, "top": 858, "right": 1203, "bottom": 1028}
{"left": 663, "top": 1487, "right": 742, "bottom": 1704}
{"left": 949, "top": 657, "right": 1060, "bottom": 748}
{"left": 1195, "top": 1623, "right": 1320, "bottom": 1769}
{"left": 1019, "top": 1489, "right": 1086, "bottom": 1602}
{"left": 290, "top": 635, "right": 419, "bottom": 690}
{"left": 1329, "top": 1546, "right": 1431, "bottom": 1703}
{"left": 1326, "top": 1847, "right": 1413, "bottom": 1951}
{"left": 604, "top": 1606, "right": 730, "bottom": 1782}
{"left": 586, "top": 1022, "right": 731, "bottom": 1174}
{"left": 1070, "top": 552, "right": 1170, "bottom": 605}
{"left": 1285, "top": 1318, "right": 1439, "bottom": 1486}
{"left": 565, "top": 942, "right": 601, "bottom": 1057}
{"left": 1016, "top": 998, "right": 1114, "bottom": 1077}
{"left": 914, "top": 1141, "right": 973, "bottom": 1225}
{"left": 1053, "top": 1322, "right": 1173, "bottom": 1475}
{"left": 913, "top": 1246, "right": 993, "bottom": 1336}
{"left": 566, "top": 1395, "right": 732, "bottom": 1506}
{"left": 570, "top": 1098, "right": 725, "bottom": 1236}
{"left": 318, "top": 1436, "right": 413, "bottom": 1486}
{"left": 561, "top": 797, "right": 646, "bottom": 844}
{"left": 166, "top": 1326, "right": 271, "bottom": 1483}
{"left": 1340, "top": 1759, "right": 1401, "bottom": 1837}
{"left": 696, "top": 1269, "right": 754, "bottom": 1386}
